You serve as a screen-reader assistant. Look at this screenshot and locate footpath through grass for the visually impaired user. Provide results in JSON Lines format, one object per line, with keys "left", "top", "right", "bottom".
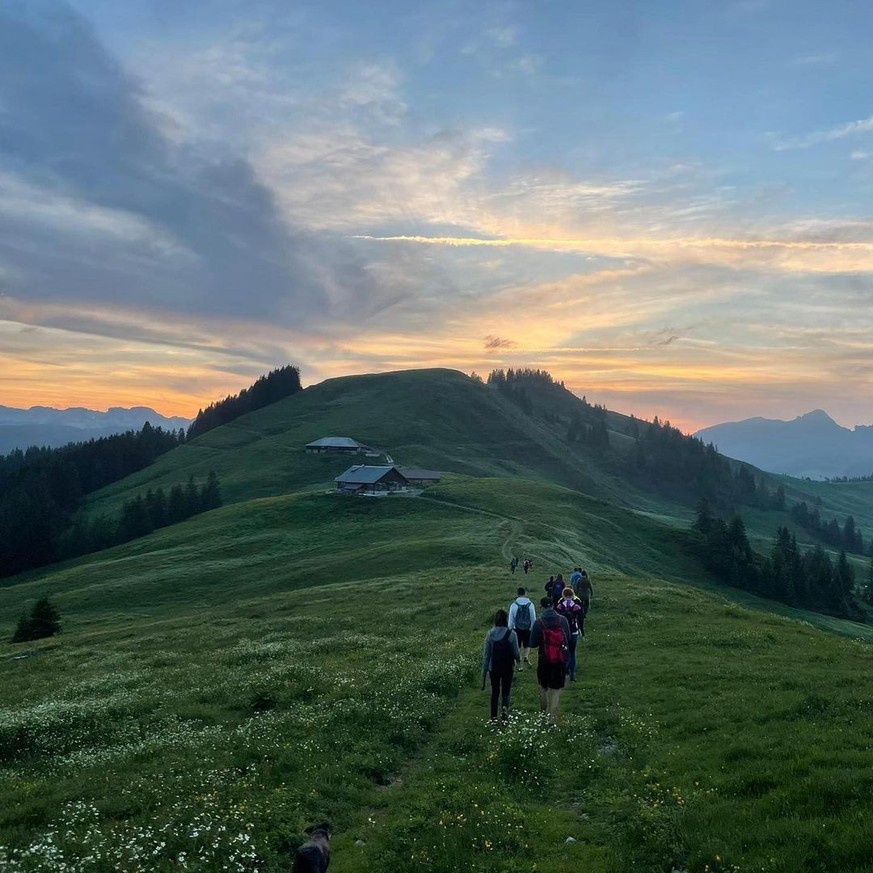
{"left": 4, "top": 480, "right": 873, "bottom": 871}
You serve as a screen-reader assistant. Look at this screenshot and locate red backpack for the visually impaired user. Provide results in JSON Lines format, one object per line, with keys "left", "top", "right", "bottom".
{"left": 542, "top": 624, "right": 568, "bottom": 665}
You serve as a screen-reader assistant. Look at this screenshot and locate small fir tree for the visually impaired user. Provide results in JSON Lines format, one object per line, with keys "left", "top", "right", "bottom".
{"left": 10, "top": 596, "right": 61, "bottom": 642}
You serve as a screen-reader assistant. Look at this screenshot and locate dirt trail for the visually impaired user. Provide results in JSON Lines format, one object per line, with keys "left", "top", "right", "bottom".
{"left": 499, "top": 518, "right": 523, "bottom": 561}
{"left": 415, "top": 494, "right": 524, "bottom": 562}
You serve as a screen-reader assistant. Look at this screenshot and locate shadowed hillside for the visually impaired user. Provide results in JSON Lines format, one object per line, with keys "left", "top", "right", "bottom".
{"left": 81, "top": 369, "right": 645, "bottom": 519}
{"left": 5, "top": 467, "right": 873, "bottom": 871}
{"left": 77, "top": 368, "right": 873, "bottom": 565}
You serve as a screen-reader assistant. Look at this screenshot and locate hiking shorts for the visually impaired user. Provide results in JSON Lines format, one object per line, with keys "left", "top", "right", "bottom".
{"left": 537, "top": 659, "right": 566, "bottom": 690}
{"left": 515, "top": 629, "right": 531, "bottom": 648}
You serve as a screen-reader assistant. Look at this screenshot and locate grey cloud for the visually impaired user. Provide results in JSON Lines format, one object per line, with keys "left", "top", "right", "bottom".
{"left": 484, "top": 335, "right": 515, "bottom": 349}
{"left": 652, "top": 333, "right": 679, "bottom": 347}
{"left": 0, "top": 1, "right": 406, "bottom": 333}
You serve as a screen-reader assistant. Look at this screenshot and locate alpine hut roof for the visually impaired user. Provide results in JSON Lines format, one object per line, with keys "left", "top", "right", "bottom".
{"left": 334, "top": 465, "right": 408, "bottom": 485}
{"left": 306, "top": 436, "right": 369, "bottom": 449}
{"left": 397, "top": 467, "right": 441, "bottom": 480}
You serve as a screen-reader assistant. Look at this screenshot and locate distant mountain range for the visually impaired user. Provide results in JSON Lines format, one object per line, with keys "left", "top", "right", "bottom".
{"left": 695, "top": 410, "right": 873, "bottom": 480}
{"left": 0, "top": 405, "right": 191, "bottom": 455}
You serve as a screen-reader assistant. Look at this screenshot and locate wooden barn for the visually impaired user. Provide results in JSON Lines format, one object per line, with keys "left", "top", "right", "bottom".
{"left": 397, "top": 467, "right": 441, "bottom": 486}
{"left": 306, "top": 436, "right": 375, "bottom": 455}
{"left": 334, "top": 465, "right": 410, "bottom": 495}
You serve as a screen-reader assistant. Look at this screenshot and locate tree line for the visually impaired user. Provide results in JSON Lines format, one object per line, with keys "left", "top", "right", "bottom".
{"left": 689, "top": 500, "right": 864, "bottom": 621}
{"left": 0, "top": 424, "right": 184, "bottom": 579}
{"left": 629, "top": 416, "right": 787, "bottom": 512}
{"left": 488, "top": 368, "right": 796, "bottom": 513}
{"left": 789, "top": 500, "right": 866, "bottom": 555}
{"left": 59, "top": 473, "right": 222, "bottom": 558}
{"left": 187, "top": 365, "right": 302, "bottom": 439}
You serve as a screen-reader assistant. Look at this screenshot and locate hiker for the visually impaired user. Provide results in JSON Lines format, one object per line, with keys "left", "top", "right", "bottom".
{"left": 529, "top": 596, "right": 571, "bottom": 723}
{"left": 556, "top": 587, "right": 583, "bottom": 681}
{"left": 481, "top": 608, "right": 520, "bottom": 721}
{"left": 570, "top": 567, "right": 582, "bottom": 589}
{"left": 544, "top": 575, "right": 555, "bottom": 602}
{"left": 550, "top": 573, "right": 565, "bottom": 604}
{"left": 576, "top": 570, "right": 593, "bottom": 616}
{"left": 508, "top": 587, "right": 536, "bottom": 670}
{"left": 510, "top": 555, "right": 519, "bottom": 574}
{"left": 523, "top": 558, "right": 532, "bottom": 575}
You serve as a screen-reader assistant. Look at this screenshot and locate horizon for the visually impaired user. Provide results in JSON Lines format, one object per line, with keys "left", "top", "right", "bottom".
{"left": 3, "top": 367, "right": 870, "bottom": 434}
{"left": 4, "top": 2, "right": 873, "bottom": 432}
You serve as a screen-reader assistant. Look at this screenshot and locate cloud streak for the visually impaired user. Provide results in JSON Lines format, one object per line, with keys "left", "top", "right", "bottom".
{"left": 772, "top": 114, "right": 873, "bottom": 151}
{"left": 352, "top": 234, "right": 873, "bottom": 273}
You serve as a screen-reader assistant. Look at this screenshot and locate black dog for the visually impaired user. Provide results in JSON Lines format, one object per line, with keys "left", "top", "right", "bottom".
{"left": 291, "top": 822, "right": 331, "bottom": 873}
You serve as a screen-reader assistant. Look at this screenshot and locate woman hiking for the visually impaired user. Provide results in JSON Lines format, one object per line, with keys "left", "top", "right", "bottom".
{"left": 556, "top": 588, "right": 583, "bottom": 682}
{"left": 481, "top": 608, "right": 520, "bottom": 722}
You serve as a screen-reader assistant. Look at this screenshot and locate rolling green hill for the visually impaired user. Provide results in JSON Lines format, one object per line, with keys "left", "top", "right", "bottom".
{"left": 78, "top": 367, "right": 873, "bottom": 579}
{"left": 5, "top": 368, "right": 873, "bottom": 871}
{"left": 79, "top": 368, "right": 681, "bottom": 521}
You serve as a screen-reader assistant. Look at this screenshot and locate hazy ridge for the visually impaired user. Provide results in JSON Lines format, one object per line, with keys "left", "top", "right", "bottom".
{"left": 696, "top": 409, "right": 873, "bottom": 479}
{"left": 0, "top": 404, "right": 191, "bottom": 455}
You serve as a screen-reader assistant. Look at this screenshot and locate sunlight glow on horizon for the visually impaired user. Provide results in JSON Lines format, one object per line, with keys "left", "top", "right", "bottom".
{"left": 4, "top": 1, "right": 873, "bottom": 432}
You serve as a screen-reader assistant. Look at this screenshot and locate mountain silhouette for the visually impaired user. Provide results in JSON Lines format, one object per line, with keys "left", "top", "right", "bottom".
{"left": 696, "top": 410, "right": 873, "bottom": 479}
{"left": 0, "top": 405, "right": 190, "bottom": 455}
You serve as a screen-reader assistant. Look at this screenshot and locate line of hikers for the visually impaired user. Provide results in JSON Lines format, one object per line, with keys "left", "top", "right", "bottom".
{"left": 482, "top": 567, "right": 594, "bottom": 724}
{"left": 509, "top": 556, "right": 534, "bottom": 575}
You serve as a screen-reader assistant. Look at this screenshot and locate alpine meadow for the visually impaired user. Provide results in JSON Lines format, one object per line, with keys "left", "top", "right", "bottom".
{"left": 4, "top": 368, "right": 873, "bottom": 873}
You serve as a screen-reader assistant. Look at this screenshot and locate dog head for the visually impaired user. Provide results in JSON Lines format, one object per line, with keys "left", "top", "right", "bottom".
{"left": 304, "top": 822, "right": 331, "bottom": 841}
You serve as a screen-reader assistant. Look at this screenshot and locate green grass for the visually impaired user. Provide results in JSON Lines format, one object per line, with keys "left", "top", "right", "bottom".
{"left": 5, "top": 470, "right": 873, "bottom": 871}
{"left": 6, "top": 369, "right": 873, "bottom": 871}
{"left": 80, "top": 369, "right": 666, "bottom": 521}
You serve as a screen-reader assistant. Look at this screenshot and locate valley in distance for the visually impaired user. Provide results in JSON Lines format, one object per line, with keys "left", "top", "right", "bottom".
{"left": 3, "top": 365, "right": 873, "bottom": 873}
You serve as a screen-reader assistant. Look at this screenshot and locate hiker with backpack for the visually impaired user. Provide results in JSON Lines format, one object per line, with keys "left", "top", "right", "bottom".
{"left": 481, "top": 608, "right": 521, "bottom": 721}
{"left": 550, "top": 573, "right": 566, "bottom": 604}
{"left": 529, "top": 596, "right": 571, "bottom": 723}
{"left": 556, "top": 587, "right": 584, "bottom": 682}
{"left": 508, "top": 587, "right": 536, "bottom": 670}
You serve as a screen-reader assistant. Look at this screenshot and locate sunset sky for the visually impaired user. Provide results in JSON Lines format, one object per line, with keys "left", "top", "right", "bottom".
{"left": 3, "top": 1, "right": 873, "bottom": 431}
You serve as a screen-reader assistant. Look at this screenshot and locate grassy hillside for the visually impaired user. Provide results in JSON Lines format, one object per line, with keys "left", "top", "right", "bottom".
{"left": 5, "top": 368, "right": 873, "bottom": 870}
{"left": 5, "top": 473, "right": 873, "bottom": 871}
{"left": 80, "top": 369, "right": 670, "bottom": 521}
{"left": 80, "top": 369, "right": 872, "bottom": 551}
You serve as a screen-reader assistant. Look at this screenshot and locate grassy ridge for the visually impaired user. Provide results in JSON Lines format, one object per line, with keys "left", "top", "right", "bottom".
{"left": 80, "top": 369, "right": 658, "bottom": 520}
{"left": 4, "top": 473, "right": 873, "bottom": 870}
{"left": 0, "top": 490, "right": 499, "bottom": 633}
{"left": 78, "top": 369, "right": 873, "bottom": 578}
{"left": 5, "top": 368, "right": 873, "bottom": 870}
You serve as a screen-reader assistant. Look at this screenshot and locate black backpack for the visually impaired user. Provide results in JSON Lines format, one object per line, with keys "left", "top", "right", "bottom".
{"left": 491, "top": 629, "right": 515, "bottom": 672}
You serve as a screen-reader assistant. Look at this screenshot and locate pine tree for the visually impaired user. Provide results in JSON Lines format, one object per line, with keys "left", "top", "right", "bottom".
{"left": 863, "top": 557, "right": 873, "bottom": 605}
{"left": 11, "top": 613, "right": 32, "bottom": 643}
{"left": 200, "top": 472, "right": 222, "bottom": 511}
{"left": 184, "top": 475, "right": 200, "bottom": 516}
{"left": 11, "top": 596, "right": 61, "bottom": 642}
{"left": 29, "top": 596, "right": 62, "bottom": 639}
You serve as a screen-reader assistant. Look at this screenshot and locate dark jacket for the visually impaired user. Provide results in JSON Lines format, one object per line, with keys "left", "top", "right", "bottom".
{"left": 481, "top": 627, "right": 520, "bottom": 681}
{"left": 529, "top": 609, "right": 570, "bottom": 652}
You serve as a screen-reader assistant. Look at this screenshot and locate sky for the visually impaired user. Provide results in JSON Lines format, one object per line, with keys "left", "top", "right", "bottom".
{"left": 3, "top": 0, "right": 873, "bottom": 431}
